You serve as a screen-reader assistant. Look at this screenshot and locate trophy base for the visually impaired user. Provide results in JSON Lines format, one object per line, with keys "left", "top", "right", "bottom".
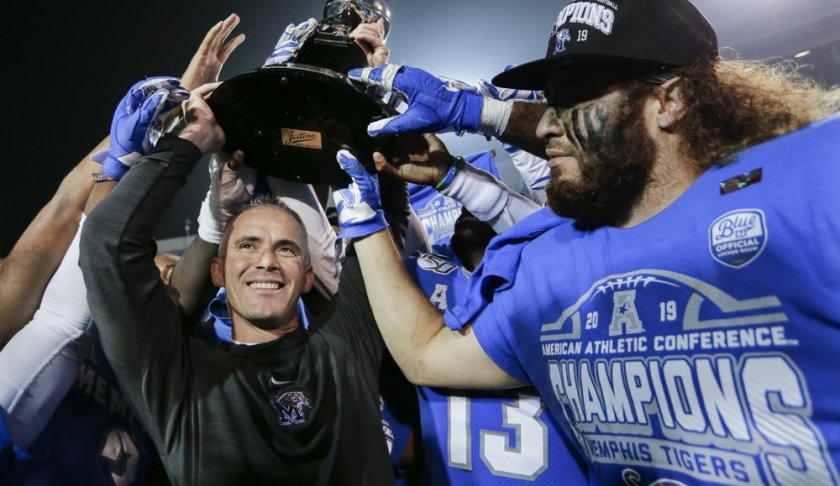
{"left": 207, "top": 64, "right": 392, "bottom": 185}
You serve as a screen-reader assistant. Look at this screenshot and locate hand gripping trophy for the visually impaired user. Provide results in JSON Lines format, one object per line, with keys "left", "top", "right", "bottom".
{"left": 207, "top": 0, "right": 394, "bottom": 185}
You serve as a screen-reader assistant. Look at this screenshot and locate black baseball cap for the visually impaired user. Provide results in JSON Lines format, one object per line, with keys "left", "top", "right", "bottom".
{"left": 492, "top": 0, "right": 718, "bottom": 105}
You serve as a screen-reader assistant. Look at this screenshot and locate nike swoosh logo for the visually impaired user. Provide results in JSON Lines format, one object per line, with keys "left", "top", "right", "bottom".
{"left": 270, "top": 377, "right": 294, "bottom": 387}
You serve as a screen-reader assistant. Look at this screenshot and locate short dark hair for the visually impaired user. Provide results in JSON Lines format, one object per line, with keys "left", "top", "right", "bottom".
{"left": 217, "top": 194, "right": 310, "bottom": 265}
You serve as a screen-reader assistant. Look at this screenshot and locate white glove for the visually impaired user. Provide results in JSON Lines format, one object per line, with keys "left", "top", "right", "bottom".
{"left": 263, "top": 18, "right": 319, "bottom": 66}
{"left": 197, "top": 153, "right": 257, "bottom": 244}
{"left": 477, "top": 66, "right": 545, "bottom": 102}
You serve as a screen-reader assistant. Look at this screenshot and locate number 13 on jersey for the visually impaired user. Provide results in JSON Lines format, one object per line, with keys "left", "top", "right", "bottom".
{"left": 448, "top": 393, "right": 550, "bottom": 480}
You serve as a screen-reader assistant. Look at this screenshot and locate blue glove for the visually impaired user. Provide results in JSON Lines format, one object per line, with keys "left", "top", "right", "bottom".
{"left": 101, "top": 77, "right": 189, "bottom": 181}
{"left": 347, "top": 64, "right": 485, "bottom": 137}
{"left": 263, "top": 18, "right": 319, "bottom": 66}
{"left": 333, "top": 149, "right": 388, "bottom": 239}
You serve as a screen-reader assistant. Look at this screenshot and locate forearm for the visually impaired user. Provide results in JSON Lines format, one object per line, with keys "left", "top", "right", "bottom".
{"left": 339, "top": 149, "right": 518, "bottom": 389}
{"left": 496, "top": 102, "right": 546, "bottom": 157}
{"left": 440, "top": 160, "right": 540, "bottom": 233}
{"left": 354, "top": 230, "right": 518, "bottom": 388}
{"left": 380, "top": 173, "right": 411, "bottom": 254}
{"left": 80, "top": 135, "right": 201, "bottom": 393}
{"left": 0, "top": 219, "right": 95, "bottom": 449}
{"left": 354, "top": 230, "right": 447, "bottom": 383}
{"left": 0, "top": 136, "right": 108, "bottom": 346}
{"left": 169, "top": 236, "right": 218, "bottom": 327}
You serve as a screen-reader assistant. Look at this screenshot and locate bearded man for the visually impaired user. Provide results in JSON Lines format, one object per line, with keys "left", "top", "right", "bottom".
{"left": 338, "top": 0, "right": 840, "bottom": 484}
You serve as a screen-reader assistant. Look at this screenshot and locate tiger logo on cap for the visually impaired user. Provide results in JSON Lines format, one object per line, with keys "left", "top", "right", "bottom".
{"left": 554, "top": 28, "right": 572, "bottom": 53}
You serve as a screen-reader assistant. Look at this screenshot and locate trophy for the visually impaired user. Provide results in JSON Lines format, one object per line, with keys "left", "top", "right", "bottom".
{"left": 207, "top": 0, "right": 393, "bottom": 185}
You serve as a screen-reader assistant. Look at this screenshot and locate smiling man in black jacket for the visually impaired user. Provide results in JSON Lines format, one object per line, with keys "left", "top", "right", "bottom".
{"left": 79, "top": 82, "right": 398, "bottom": 485}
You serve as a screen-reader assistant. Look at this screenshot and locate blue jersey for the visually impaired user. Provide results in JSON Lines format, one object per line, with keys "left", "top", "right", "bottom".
{"left": 8, "top": 341, "right": 158, "bottom": 485}
{"left": 456, "top": 116, "right": 840, "bottom": 485}
{"left": 406, "top": 252, "right": 588, "bottom": 485}
{"left": 409, "top": 150, "right": 501, "bottom": 249}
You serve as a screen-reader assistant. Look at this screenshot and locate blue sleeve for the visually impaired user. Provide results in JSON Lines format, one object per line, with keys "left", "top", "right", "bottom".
{"left": 471, "top": 299, "right": 530, "bottom": 383}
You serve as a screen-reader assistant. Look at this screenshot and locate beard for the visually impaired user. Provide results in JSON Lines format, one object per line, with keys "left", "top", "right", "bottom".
{"left": 546, "top": 88, "right": 657, "bottom": 230}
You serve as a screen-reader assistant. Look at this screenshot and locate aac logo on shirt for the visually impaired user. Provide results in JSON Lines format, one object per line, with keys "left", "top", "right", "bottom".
{"left": 709, "top": 209, "right": 767, "bottom": 268}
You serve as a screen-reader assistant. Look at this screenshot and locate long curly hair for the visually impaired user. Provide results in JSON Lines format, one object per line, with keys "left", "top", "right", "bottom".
{"left": 669, "top": 58, "right": 836, "bottom": 168}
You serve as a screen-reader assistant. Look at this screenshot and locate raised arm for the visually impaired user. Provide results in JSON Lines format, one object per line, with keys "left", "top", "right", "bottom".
{"left": 0, "top": 76, "right": 188, "bottom": 449}
{"left": 151, "top": 14, "right": 247, "bottom": 320}
{"left": 79, "top": 83, "right": 224, "bottom": 441}
{"left": 347, "top": 64, "right": 547, "bottom": 157}
{"left": 332, "top": 149, "right": 521, "bottom": 389}
{"left": 0, "top": 218, "right": 95, "bottom": 449}
{"left": 180, "top": 13, "right": 245, "bottom": 90}
{"left": 349, "top": 18, "right": 389, "bottom": 68}
{"left": 0, "top": 137, "right": 106, "bottom": 347}
{"left": 375, "top": 135, "right": 539, "bottom": 233}
{"left": 169, "top": 152, "right": 256, "bottom": 325}
{"left": 0, "top": 11, "right": 242, "bottom": 458}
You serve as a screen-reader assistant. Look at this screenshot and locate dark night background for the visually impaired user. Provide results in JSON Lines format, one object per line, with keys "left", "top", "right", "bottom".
{"left": 2, "top": 0, "right": 839, "bottom": 254}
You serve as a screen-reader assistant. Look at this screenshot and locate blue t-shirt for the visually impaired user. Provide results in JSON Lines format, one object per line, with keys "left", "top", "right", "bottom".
{"left": 406, "top": 252, "right": 588, "bottom": 485}
{"left": 7, "top": 341, "right": 157, "bottom": 485}
{"left": 465, "top": 116, "right": 840, "bottom": 485}
{"left": 409, "top": 150, "right": 502, "bottom": 250}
